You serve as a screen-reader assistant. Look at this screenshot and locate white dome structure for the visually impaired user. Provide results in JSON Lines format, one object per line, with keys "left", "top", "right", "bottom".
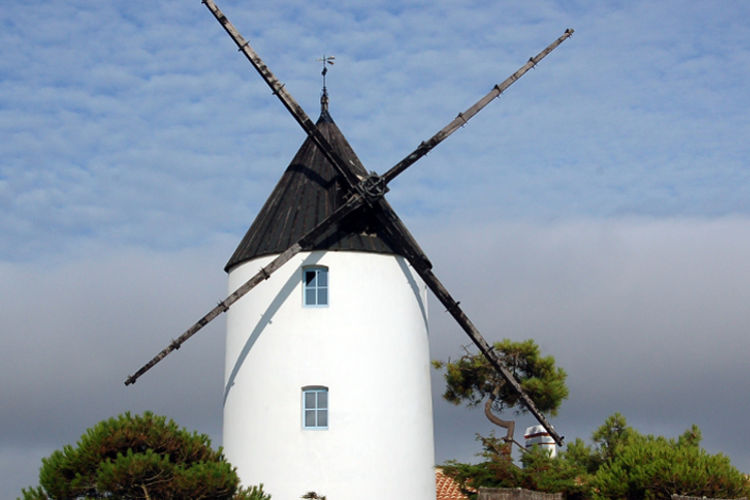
{"left": 524, "top": 425, "right": 557, "bottom": 458}
{"left": 222, "top": 100, "right": 435, "bottom": 500}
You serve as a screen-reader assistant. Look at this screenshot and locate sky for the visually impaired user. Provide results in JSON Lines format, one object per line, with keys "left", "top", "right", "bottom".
{"left": 2, "top": 0, "right": 750, "bottom": 495}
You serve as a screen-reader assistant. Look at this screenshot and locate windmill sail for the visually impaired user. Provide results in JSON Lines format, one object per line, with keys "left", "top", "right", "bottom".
{"left": 127, "top": 0, "right": 573, "bottom": 446}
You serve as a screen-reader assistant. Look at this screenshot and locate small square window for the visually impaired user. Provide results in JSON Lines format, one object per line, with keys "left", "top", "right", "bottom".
{"left": 303, "top": 267, "right": 328, "bottom": 306}
{"left": 302, "top": 387, "right": 328, "bottom": 429}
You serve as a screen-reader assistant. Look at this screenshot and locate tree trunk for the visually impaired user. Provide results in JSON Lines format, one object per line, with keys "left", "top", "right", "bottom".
{"left": 484, "top": 396, "right": 515, "bottom": 457}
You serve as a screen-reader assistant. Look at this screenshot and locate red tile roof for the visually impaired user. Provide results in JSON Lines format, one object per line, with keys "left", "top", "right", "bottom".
{"left": 436, "top": 467, "right": 470, "bottom": 500}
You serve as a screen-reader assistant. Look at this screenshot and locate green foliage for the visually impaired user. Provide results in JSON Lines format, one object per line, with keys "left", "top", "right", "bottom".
{"left": 520, "top": 445, "right": 590, "bottom": 500}
{"left": 433, "top": 339, "right": 568, "bottom": 416}
{"left": 20, "top": 411, "right": 271, "bottom": 500}
{"left": 437, "top": 340, "right": 748, "bottom": 500}
{"left": 590, "top": 413, "right": 637, "bottom": 467}
{"left": 441, "top": 413, "right": 750, "bottom": 500}
{"left": 443, "top": 433, "right": 588, "bottom": 500}
{"left": 590, "top": 414, "right": 749, "bottom": 500}
{"left": 235, "top": 484, "right": 272, "bottom": 500}
{"left": 559, "top": 438, "right": 598, "bottom": 475}
{"left": 301, "top": 492, "right": 326, "bottom": 500}
{"left": 442, "top": 432, "right": 522, "bottom": 495}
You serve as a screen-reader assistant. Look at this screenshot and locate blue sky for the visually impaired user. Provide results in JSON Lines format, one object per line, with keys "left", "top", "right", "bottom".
{"left": 2, "top": 0, "right": 749, "bottom": 495}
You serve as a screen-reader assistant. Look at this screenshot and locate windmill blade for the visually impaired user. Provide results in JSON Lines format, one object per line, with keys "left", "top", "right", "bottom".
{"left": 202, "top": 0, "right": 362, "bottom": 192}
{"left": 124, "top": 194, "right": 367, "bottom": 385}
{"left": 370, "top": 31, "right": 574, "bottom": 442}
{"left": 203, "top": 0, "right": 430, "bottom": 273}
{"left": 189, "top": 0, "right": 567, "bottom": 442}
{"left": 204, "top": 0, "right": 573, "bottom": 244}
{"left": 420, "top": 266, "right": 564, "bottom": 446}
{"left": 207, "top": 0, "right": 572, "bottom": 200}
{"left": 127, "top": 0, "right": 420, "bottom": 386}
{"left": 369, "top": 203, "right": 565, "bottom": 446}
{"left": 382, "top": 28, "right": 574, "bottom": 185}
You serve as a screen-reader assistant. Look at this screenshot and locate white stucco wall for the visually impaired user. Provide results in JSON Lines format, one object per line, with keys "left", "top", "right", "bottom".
{"left": 223, "top": 250, "right": 435, "bottom": 500}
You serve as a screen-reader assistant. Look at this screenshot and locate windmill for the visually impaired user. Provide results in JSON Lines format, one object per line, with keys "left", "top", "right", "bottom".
{"left": 126, "top": 1, "right": 573, "bottom": 498}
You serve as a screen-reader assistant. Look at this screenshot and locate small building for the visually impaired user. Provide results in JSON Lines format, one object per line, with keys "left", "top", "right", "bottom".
{"left": 524, "top": 425, "right": 557, "bottom": 458}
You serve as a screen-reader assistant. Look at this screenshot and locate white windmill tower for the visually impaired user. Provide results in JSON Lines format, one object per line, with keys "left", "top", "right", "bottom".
{"left": 221, "top": 89, "right": 435, "bottom": 500}
{"left": 125, "top": 2, "right": 572, "bottom": 499}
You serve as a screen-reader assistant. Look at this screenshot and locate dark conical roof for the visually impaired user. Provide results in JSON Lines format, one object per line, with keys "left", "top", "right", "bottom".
{"left": 225, "top": 105, "right": 399, "bottom": 272}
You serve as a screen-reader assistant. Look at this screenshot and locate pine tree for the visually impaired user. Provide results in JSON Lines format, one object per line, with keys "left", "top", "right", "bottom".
{"left": 20, "top": 412, "right": 270, "bottom": 500}
{"left": 433, "top": 338, "right": 568, "bottom": 454}
{"left": 590, "top": 414, "right": 750, "bottom": 500}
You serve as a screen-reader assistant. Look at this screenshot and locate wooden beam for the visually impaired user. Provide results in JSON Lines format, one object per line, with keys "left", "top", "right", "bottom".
{"left": 124, "top": 194, "right": 366, "bottom": 385}
{"left": 382, "top": 29, "right": 574, "bottom": 184}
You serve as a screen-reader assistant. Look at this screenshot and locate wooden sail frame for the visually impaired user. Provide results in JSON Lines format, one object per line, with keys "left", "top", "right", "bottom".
{"left": 126, "top": 0, "right": 573, "bottom": 446}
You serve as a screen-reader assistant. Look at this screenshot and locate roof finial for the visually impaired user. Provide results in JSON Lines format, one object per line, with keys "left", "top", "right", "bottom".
{"left": 317, "top": 54, "right": 335, "bottom": 112}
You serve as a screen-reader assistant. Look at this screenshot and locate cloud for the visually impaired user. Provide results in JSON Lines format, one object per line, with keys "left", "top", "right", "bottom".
{"left": 0, "top": 241, "right": 232, "bottom": 492}
{"left": 4, "top": 217, "right": 750, "bottom": 493}
{"left": 4, "top": 0, "right": 750, "bottom": 263}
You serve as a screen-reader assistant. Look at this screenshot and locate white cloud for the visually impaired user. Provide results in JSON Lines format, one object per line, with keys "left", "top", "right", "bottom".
{"left": 5, "top": 0, "right": 750, "bottom": 263}
{"left": 4, "top": 217, "right": 750, "bottom": 493}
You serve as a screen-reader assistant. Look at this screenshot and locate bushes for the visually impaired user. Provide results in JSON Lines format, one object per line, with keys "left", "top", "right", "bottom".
{"left": 20, "top": 412, "right": 270, "bottom": 500}
{"left": 442, "top": 414, "right": 750, "bottom": 500}
{"left": 589, "top": 417, "right": 749, "bottom": 500}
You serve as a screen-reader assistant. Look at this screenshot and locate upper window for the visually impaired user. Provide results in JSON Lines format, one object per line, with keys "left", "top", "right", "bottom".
{"left": 303, "top": 267, "right": 328, "bottom": 306}
{"left": 302, "top": 386, "right": 328, "bottom": 429}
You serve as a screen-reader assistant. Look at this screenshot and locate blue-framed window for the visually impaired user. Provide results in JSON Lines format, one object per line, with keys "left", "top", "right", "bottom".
{"left": 303, "top": 267, "right": 328, "bottom": 306}
{"left": 302, "top": 386, "right": 328, "bottom": 429}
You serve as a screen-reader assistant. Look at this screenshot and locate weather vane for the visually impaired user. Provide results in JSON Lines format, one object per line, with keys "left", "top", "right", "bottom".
{"left": 317, "top": 54, "right": 335, "bottom": 92}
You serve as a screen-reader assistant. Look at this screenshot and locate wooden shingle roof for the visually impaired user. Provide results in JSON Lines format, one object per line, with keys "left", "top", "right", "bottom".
{"left": 225, "top": 103, "right": 400, "bottom": 272}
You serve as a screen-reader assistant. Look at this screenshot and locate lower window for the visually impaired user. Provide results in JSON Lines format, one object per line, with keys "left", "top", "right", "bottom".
{"left": 302, "top": 386, "right": 328, "bottom": 429}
